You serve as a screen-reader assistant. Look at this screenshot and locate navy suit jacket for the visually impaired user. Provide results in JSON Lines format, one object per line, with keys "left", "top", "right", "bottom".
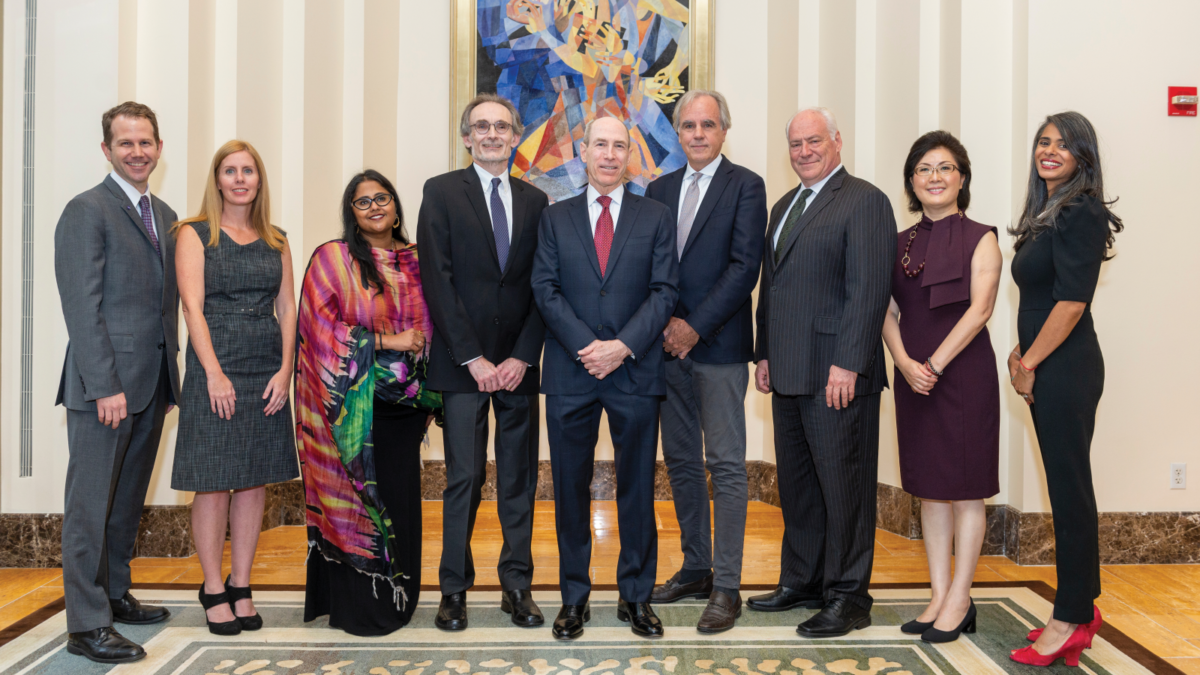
{"left": 532, "top": 188, "right": 679, "bottom": 396}
{"left": 645, "top": 156, "right": 767, "bottom": 364}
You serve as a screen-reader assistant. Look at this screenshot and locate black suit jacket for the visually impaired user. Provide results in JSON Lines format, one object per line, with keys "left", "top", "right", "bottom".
{"left": 754, "top": 168, "right": 896, "bottom": 396}
{"left": 646, "top": 156, "right": 766, "bottom": 364}
{"left": 532, "top": 189, "right": 679, "bottom": 396}
{"left": 417, "top": 167, "right": 548, "bottom": 395}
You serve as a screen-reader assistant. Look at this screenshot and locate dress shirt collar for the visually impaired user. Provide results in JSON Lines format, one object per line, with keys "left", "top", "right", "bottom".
{"left": 473, "top": 162, "right": 510, "bottom": 192}
{"left": 799, "top": 163, "right": 843, "bottom": 198}
{"left": 685, "top": 154, "right": 723, "bottom": 181}
{"left": 109, "top": 170, "right": 151, "bottom": 208}
{"left": 587, "top": 182, "right": 624, "bottom": 208}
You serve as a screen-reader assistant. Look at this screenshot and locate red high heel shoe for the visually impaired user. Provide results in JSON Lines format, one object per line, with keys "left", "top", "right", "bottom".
{"left": 1027, "top": 606, "right": 1102, "bottom": 647}
{"left": 1010, "top": 621, "right": 1091, "bottom": 667}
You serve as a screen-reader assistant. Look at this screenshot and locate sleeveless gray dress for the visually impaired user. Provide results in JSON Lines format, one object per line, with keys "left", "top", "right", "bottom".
{"left": 172, "top": 222, "right": 298, "bottom": 492}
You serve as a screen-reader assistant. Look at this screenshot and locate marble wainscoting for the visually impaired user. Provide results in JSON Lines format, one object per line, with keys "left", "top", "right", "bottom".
{"left": 873, "top": 482, "right": 1200, "bottom": 565}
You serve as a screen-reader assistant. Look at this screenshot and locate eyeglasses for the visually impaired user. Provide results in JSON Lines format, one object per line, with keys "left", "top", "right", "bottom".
{"left": 471, "top": 120, "right": 513, "bottom": 135}
{"left": 352, "top": 193, "right": 394, "bottom": 210}
{"left": 914, "top": 164, "right": 959, "bottom": 178}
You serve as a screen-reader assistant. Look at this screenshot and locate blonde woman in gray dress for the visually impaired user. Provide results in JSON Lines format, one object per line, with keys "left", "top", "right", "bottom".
{"left": 172, "top": 140, "right": 298, "bottom": 635}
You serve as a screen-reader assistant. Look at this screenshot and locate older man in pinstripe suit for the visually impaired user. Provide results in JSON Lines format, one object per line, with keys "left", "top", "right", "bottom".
{"left": 749, "top": 108, "right": 896, "bottom": 638}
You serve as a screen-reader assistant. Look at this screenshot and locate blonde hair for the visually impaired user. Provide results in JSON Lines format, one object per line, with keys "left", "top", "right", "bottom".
{"left": 173, "top": 140, "right": 286, "bottom": 251}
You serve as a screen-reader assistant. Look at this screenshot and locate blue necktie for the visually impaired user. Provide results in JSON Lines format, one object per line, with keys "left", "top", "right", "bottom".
{"left": 490, "top": 177, "right": 509, "bottom": 271}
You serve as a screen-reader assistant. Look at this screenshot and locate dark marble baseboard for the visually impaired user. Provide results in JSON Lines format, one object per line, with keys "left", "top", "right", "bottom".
{"left": 872, "top": 482, "right": 1200, "bottom": 565}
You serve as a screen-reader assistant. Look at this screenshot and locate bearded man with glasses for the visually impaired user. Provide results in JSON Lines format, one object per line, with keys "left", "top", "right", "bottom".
{"left": 417, "top": 93, "right": 550, "bottom": 632}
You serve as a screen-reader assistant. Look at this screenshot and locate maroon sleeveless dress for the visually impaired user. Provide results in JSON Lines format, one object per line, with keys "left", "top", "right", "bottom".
{"left": 892, "top": 214, "right": 999, "bottom": 500}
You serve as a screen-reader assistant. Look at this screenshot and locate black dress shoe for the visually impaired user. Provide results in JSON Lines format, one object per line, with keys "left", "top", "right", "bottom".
{"left": 199, "top": 583, "right": 242, "bottom": 636}
{"left": 921, "top": 600, "right": 976, "bottom": 643}
{"left": 224, "top": 575, "right": 263, "bottom": 630}
{"left": 435, "top": 592, "right": 468, "bottom": 631}
{"left": 795, "top": 598, "right": 872, "bottom": 638}
{"left": 697, "top": 590, "right": 741, "bottom": 634}
{"left": 501, "top": 589, "right": 545, "bottom": 627}
{"left": 552, "top": 603, "right": 590, "bottom": 640}
{"left": 617, "top": 599, "right": 664, "bottom": 638}
{"left": 66, "top": 626, "right": 146, "bottom": 664}
{"left": 109, "top": 591, "right": 170, "bottom": 625}
{"left": 900, "top": 618, "right": 935, "bottom": 634}
{"left": 651, "top": 571, "right": 713, "bottom": 603}
{"left": 746, "top": 586, "right": 824, "bottom": 612}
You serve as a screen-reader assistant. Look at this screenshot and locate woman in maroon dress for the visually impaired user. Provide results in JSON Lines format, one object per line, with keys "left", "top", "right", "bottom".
{"left": 882, "top": 131, "right": 1002, "bottom": 643}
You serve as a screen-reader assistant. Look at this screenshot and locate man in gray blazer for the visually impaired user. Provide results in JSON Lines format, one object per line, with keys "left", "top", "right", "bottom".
{"left": 749, "top": 108, "right": 895, "bottom": 638}
{"left": 54, "top": 102, "right": 180, "bottom": 664}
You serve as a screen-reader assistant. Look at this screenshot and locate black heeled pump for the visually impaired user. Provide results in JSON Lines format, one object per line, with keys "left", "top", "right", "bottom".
{"left": 900, "top": 617, "right": 935, "bottom": 634}
{"left": 224, "top": 575, "right": 263, "bottom": 631}
{"left": 198, "top": 583, "right": 242, "bottom": 636}
{"left": 921, "top": 599, "right": 976, "bottom": 643}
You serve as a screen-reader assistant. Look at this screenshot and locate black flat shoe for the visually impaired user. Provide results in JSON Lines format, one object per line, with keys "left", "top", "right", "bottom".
{"left": 796, "top": 598, "right": 871, "bottom": 638}
{"left": 66, "top": 627, "right": 145, "bottom": 664}
{"left": 436, "top": 592, "right": 468, "bottom": 631}
{"left": 501, "top": 589, "right": 545, "bottom": 627}
{"left": 900, "top": 618, "right": 935, "bottom": 634}
{"left": 224, "top": 575, "right": 263, "bottom": 631}
{"left": 617, "top": 599, "right": 664, "bottom": 638}
{"left": 651, "top": 571, "right": 713, "bottom": 603}
{"left": 746, "top": 586, "right": 825, "bottom": 612}
{"left": 922, "top": 600, "right": 976, "bottom": 643}
{"left": 198, "top": 583, "right": 242, "bottom": 636}
{"left": 109, "top": 591, "right": 170, "bottom": 625}
{"left": 552, "top": 603, "right": 590, "bottom": 640}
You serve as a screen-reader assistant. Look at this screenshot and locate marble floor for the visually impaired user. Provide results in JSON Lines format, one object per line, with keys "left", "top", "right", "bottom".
{"left": 0, "top": 501, "right": 1197, "bottom": 673}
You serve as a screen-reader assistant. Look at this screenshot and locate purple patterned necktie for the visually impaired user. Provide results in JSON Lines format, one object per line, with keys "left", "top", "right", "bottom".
{"left": 139, "top": 195, "right": 160, "bottom": 256}
{"left": 490, "top": 177, "right": 509, "bottom": 271}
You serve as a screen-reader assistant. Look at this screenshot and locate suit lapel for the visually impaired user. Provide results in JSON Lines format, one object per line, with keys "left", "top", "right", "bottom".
{"left": 568, "top": 195, "right": 603, "bottom": 281}
{"left": 767, "top": 185, "right": 801, "bottom": 271}
{"left": 680, "top": 158, "right": 734, "bottom": 259}
{"left": 103, "top": 176, "right": 162, "bottom": 266}
{"left": 506, "top": 178, "right": 528, "bottom": 278}
{"left": 775, "top": 168, "right": 846, "bottom": 268}
{"left": 601, "top": 191, "right": 641, "bottom": 288}
{"left": 462, "top": 167, "right": 501, "bottom": 271}
{"left": 151, "top": 196, "right": 170, "bottom": 267}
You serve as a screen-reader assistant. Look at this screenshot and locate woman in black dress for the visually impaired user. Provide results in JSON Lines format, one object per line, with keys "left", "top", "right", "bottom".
{"left": 882, "top": 131, "right": 1001, "bottom": 643}
{"left": 173, "top": 140, "right": 299, "bottom": 634}
{"left": 1008, "top": 112, "right": 1122, "bottom": 668}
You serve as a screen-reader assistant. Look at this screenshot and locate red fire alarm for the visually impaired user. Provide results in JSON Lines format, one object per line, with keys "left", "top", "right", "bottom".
{"left": 1168, "top": 86, "right": 1197, "bottom": 116}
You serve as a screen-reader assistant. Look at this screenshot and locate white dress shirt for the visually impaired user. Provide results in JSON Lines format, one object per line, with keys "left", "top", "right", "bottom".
{"left": 676, "top": 154, "right": 723, "bottom": 216}
{"left": 474, "top": 162, "right": 513, "bottom": 241}
{"left": 109, "top": 170, "right": 157, "bottom": 238}
{"left": 772, "top": 163, "right": 843, "bottom": 248}
{"left": 586, "top": 183, "right": 624, "bottom": 235}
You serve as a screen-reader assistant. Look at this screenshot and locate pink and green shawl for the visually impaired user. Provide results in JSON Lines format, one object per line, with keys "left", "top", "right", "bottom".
{"left": 294, "top": 240, "right": 441, "bottom": 608}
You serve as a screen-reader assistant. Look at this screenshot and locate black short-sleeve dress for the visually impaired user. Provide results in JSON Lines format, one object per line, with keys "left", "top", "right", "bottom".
{"left": 172, "top": 222, "right": 299, "bottom": 492}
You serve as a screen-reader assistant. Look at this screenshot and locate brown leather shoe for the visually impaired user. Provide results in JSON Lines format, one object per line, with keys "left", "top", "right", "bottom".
{"left": 651, "top": 571, "right": 713, "bottom": 603}
{"left": 697, "top": 590, "right": 742, "bottom": 634}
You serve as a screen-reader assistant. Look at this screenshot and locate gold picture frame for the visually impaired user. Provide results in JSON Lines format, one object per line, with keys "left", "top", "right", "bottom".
{"left": 449, "top": 0, "right": 714, "bottom": 180}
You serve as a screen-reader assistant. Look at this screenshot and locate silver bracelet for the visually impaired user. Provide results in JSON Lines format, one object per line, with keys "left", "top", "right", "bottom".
{"left": 925, "top": 357, "right": 944, "bottom": 377}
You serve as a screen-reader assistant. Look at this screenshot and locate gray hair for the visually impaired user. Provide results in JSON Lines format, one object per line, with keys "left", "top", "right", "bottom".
{"left": 581, "top": 115, "right": 631, "bottom": 146}
{"left": 784, "top": 107, "right": 839, "bottom": 139}
{"left": 672, "top": 90, "right": 732, "bottom": 132}
{"left": 459, "top": 93, "right": 525, "bottom": 138}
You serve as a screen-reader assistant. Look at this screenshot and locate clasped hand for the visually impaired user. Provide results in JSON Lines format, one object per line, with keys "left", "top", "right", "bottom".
{"left": 579, "top": 339, "right": 632, "bottom": 379}
{"left": 899, "top": 358, "right": 938, "bottom": 396}
{"left": 662, "top": 317, "right": 700, "bottom": 360}
{"left": 1007, "top": 348, "right": 1035, "bottom": 405}
{"left": 467, "top": 357, "right": 527, "bottom": 393}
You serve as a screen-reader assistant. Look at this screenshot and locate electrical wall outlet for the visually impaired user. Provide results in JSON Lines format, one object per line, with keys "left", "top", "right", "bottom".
{"left": 1171, "top": 463, "right": 1187, "bottom": 490}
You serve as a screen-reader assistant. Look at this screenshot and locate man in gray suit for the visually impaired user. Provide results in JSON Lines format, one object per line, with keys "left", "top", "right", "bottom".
{"left": 749, "top": 108, "right": 895, "bottom": 638}
{"left": 54, "top": 101, "right": 180, "bottom": 664}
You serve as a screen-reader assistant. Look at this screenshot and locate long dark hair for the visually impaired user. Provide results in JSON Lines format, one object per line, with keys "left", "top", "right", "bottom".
{"left": 1010, "top": 111, "right": 1122, "bottom": 258}
{"left": 902, "top": 130, "right": 972, "bottom": 214}
{"left": 341, "top": 169, "right": 408, "bottom": 293}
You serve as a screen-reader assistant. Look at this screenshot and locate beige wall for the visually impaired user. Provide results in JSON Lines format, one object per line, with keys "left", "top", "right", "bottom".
{"left": 0, "top": 0, "right": 1195, "bottom": 513}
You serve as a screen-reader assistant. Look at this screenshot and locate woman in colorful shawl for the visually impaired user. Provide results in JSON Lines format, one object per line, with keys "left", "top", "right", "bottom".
{"left": 295, "top": 169, "right": 441, "bottom": 636}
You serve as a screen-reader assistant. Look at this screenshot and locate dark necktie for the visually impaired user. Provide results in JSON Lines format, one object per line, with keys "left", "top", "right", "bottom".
{"left": 490, "top": 177, "right": 510, "bottom": 271}
{"left": 595, "top": 195, "right": 614, "bottom": 277}
{"left": 774, "top": 188, "right": 813, "bottom": 264}
{"left": 139, "top": 195, "right": 160, "bottom": 256}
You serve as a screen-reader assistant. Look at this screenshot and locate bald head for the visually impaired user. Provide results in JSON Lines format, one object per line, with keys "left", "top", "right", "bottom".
{"left": 580, "top": 116, "right": 631, "bottom": 195}
{"left": 583, "top": 116, "right": 631, "bottom": 145}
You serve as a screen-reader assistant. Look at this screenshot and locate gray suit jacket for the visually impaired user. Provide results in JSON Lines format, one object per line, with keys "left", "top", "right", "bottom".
{"left": 54, "top": 176, "right": 181, "bottom": 413}
{"left": 754, "top": 168, "right": 896, "bottom": 396}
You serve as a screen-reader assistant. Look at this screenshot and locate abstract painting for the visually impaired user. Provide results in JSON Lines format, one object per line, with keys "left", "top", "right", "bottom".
{"left": 453, "top": 0, "right": 713, "bottom": 202}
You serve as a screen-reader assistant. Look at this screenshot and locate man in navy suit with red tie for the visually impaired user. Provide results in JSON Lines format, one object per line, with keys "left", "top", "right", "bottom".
{"left": 531, "top": 116, "right": 679, "bottom": 641}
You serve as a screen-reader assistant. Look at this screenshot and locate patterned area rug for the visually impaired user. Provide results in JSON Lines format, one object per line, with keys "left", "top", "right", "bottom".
{"left": 0, "top": 583, "right": 1178, "bottom": 675}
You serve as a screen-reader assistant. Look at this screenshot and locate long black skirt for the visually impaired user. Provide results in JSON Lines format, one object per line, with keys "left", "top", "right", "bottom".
{"left": 304, "top": 402, "right": 426, "bottom": 636}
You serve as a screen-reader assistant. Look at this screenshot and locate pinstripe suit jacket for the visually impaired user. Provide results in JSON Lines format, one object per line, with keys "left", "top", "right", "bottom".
{"left": 754, "top": 168, "right": 895, "bottom": 396}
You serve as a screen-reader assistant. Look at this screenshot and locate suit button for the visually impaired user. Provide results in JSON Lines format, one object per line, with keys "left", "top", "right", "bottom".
{"left": 494, "top": 318, "right": 500, "bottom": 325}
{"left": 157, "top": 343, "right": 164, "bottom": 350}
{"left": 771, "top": 286, "right": 777, "bottom": 292}
{"left": 600, "top": 290, "right": 606, "bottom": 296}
{"left": 597, "top": 324, "right": 603, "bottom": 331}
{"left": 161, "top": 309, "right": 167, "bottom": 316}
{"left": 500, "top": 281, "right": 505, "bottom": 288}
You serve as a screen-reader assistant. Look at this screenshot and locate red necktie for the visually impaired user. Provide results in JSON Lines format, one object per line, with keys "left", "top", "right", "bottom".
{"left": 595, "top": 195, "right": 614, "bottom": 276}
